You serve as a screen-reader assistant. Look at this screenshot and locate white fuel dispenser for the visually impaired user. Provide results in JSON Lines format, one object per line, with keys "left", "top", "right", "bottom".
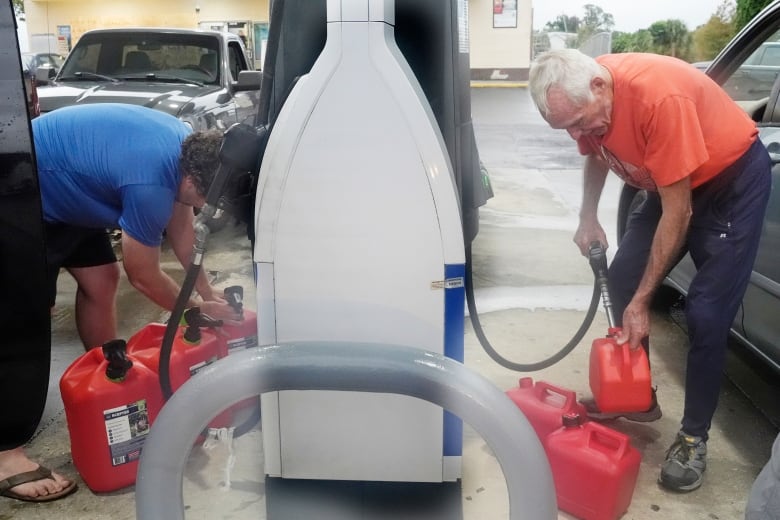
{"left": 253, "top": 0, "right": 466, "bottom": 482}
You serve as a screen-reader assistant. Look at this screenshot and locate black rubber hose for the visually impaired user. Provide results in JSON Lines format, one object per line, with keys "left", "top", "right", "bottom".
{"left": 159, "top": 262, "right": 202, "bottom": 399}
{"left": 466, "top": 244, "right": 601, "bottom": 372}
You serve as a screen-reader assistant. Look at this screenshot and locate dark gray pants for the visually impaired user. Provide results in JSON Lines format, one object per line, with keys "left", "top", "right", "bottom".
{"left": 608, "top": 139, "right": 771, "bottom": 440}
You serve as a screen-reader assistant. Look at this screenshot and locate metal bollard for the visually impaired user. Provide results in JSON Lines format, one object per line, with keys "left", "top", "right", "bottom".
{"left": 135, "top": 342, "right": 557, "bottom": 519}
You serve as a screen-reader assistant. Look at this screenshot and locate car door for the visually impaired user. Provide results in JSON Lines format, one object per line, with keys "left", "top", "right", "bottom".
{"left": 707, "top": 9, "right": 780, "bottom": 371}
{"left": 226, "top": 41, "right": 261, "bottom": 127}
{"left": 741, "top": 126, "right": 780, "bottom": 368}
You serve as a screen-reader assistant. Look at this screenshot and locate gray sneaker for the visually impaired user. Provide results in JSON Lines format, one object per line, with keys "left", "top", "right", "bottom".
{"left": 659, "top": 431, "right": 707, "bottom": 492}
{"left": 579, "top": 390, "right": 662, "bottom": 422}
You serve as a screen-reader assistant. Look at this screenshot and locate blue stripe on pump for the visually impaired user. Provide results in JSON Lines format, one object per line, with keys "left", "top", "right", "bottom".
{"left": 443, "top": 263, "right": 465, "bottom": 457}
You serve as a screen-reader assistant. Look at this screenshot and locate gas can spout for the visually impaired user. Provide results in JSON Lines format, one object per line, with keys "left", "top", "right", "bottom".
{"left": 102, "top": 339, "right": 133, "bottom": 381}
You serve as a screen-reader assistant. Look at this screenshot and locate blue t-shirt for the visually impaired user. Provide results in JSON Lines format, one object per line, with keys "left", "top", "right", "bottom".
{"left": 33, "top": 104, "right": 192, "bottom": 247}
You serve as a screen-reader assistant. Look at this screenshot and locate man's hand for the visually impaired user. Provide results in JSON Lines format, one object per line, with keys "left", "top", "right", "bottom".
{"left": 200, "top": 299, "right": 244, "bottom": 325}
{"left": 615, "top": 300, "right": 650, "bottom": 349}
{"left": 574, "top": 219, "right": 609, "bottom": 257}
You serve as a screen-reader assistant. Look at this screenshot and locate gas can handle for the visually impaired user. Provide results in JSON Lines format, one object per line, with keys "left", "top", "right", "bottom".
{"left": 608, "top": 327, "right": 633, "bottom": 382}
{"left": 621, "top": 343, "right": 633, "bottom": 382}
{"left": 535, "top": 380, "right": 578, "bottom": 409}
{"left": 588, "top": 423, "right": 629, "bottom": 459}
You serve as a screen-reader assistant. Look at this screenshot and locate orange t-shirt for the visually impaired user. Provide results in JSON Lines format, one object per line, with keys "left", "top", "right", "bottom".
{"left": 577, "top": 53, "right": 757, "bottom": 190}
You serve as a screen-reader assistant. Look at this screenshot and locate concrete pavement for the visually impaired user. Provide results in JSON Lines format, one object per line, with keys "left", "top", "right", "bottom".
{"left": 2, "top": 86, "right": 778, "bottom": 519}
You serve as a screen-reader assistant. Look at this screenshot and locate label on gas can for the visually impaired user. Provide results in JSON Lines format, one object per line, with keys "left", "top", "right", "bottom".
{"left": 103, "top": 400, "right": 151, "bottom": 467}
{"left": 227, "top": 335, "right": 258, "bottom": 352}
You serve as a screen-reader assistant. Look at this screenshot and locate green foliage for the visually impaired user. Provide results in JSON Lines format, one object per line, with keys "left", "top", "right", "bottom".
{"left": 692, "top": 2, "right": 737, "bottom": 61}
{"left": 539, "top": 1, "right": 735, "bottom": 62}
{"left": 545, "top": 15, "right": 580, "bottom": 33}
{"left": 611, "top": 30, "right": 655, "bottom": 53}
{"left": 577, "top": 4, "right": 615, "bottom": 43}
{"left": 649, "top": 19, "right": 693, "bottom": 59}
{"left": 735, "top": 0, "right": 773, "bottom": 30}
{"left": 12, "top": 0, "right": 23, "bottom": 16}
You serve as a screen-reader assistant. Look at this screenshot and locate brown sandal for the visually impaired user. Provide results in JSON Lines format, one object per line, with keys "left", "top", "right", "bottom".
{"left": 0, "top": 465, "right": 78, "bottom": 502}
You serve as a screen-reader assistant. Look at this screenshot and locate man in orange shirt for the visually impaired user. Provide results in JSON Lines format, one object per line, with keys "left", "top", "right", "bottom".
{"left": 528, "top": 49, "right": 771, "bottom": 492}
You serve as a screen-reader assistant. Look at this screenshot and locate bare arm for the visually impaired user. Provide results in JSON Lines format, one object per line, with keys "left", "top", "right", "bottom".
{"left": 617, "top": 176, "right": 692, "bottom": 348}
{"left": 121, "top": 231, "right": 188, "bottom": 311}
{"left": 573, "top": 154, "right": 610, "bottom": 255}
{"left": 122, "top": 204, "right": 242, "bottom": 323}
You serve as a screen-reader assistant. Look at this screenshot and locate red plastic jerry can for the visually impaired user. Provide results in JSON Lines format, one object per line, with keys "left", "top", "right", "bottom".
{"left": 125, "top": 308, "right": 231, "bottom": 431}
{"left": 223, "top": 285, "right": 258, "bottom": 353}
{"left": 222, "top": 286, "right": 260, "bottom": 422}
{"left": 545, "top": 413, "right": 642, "bottom": 520}
{"left": 589, "top": 327, "right": 652, "bottom": 413}
{"left": 60, "top": 339, "right": 164, "bottom": 492}
{"left": 505, "top": 378, "right": 587, "bottom": 441}
{"left": 125, "top": 313, "right": 227, "bottom": 392}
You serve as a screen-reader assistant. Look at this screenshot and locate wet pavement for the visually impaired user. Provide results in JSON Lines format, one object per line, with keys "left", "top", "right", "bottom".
{"left": 2, "top": 86, "right": 779, "bottom": 519}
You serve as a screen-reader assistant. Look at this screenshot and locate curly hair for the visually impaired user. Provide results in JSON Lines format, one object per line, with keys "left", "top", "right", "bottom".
{"left": 179, "top": 129, "right": 223, "bottom": 196}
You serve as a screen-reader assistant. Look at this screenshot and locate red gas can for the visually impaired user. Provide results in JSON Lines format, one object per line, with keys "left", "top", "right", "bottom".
{"left": 589, "top": 327, "right": 652, "bottom": 413}
{"left": 221, "top": 286, "right": 259, "bottom": 423}
{"left": 125, "top": 309, "right": 227, "bottom": 391}
{"left": 125, "top": 308, "right": 231, "bottom": 430}
{"left": 60, "top": 339, "right": 164, "bottom": 492}
{"left": 505, "top": 377, "right": 587, "bottom": 441}
{"left": 545, "top": 414, "right": 641, "bottom": 520}
{"left": 222, "top": 286, "right": 258, "bottom": 353}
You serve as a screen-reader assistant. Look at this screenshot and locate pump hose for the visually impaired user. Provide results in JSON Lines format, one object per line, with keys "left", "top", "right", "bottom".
{"left": 159, "top": 263, "right": 202, "bottom": 400}
{"left": 465, "top": 244, "right": 601, "bottom": 372}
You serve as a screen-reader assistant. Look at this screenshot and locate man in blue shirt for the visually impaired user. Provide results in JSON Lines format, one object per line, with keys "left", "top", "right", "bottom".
{"left": 34, "top": 103, "right": 241, "bottom": 348}
{"left": 0, "top": 104, "right": 244, "bottom": 503}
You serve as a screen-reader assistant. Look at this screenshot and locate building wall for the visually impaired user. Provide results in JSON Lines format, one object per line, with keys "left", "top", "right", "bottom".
{"left": 23, "top": 0, "right": 270, "bottom": 52}
{"left": 23, "top": 0, "right": 532, "bottom": 81}
{"left": 468, "top": 0, "right": 531, "bottom": 81}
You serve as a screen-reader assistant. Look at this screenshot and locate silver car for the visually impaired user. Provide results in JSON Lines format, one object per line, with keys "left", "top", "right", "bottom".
{"left": 617, "top": 0, "right": 780, "bottom": 374}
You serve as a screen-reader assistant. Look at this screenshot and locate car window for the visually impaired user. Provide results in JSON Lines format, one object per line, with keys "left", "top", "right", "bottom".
{"left": 227, "top": 42, "right": 247, "bottom": 81}
{"left": 721, "top": 30, "right": 780, "bottom": 102}
{"left": 59, "top": 33, "right": 221, "bottom": 85}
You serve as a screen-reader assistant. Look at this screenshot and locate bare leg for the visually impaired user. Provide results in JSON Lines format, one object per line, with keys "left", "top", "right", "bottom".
{"left": 0, "top": 447, "right": 73, "bottom": 499}
{"left": 68, "top": 263, "right": 121, "bottom": 349}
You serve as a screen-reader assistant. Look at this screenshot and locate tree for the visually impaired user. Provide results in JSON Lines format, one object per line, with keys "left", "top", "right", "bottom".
{"left": 12, "top": 0, "right": 23, "bottom": 17}
{"left": 649, "top": 19, "right": 693, "bottom": 59}
{"left": 544, "top": 15, "right": 580, "bottom": 33}
{"left": 577, "top": 4, "right": 614, "bottom": 42}
{"left": 692, "top": 1, "right": 736, "bottom": 61}
{"left": 735, "top": 0, "right": 773, "bottom": 30}
{"left": 581, "top": 3, "right": 615, "bottom": 32}
{"left": 611, "top": 30, "right": 654, "bottom": 53}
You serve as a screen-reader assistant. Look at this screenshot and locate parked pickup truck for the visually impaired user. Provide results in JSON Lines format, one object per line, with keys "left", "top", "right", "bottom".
{"left": 36, "top": 28, "right": 262, "bottom": 130}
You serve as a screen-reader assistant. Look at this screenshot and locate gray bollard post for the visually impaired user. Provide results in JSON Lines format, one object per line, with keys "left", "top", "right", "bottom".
{"left": 135, "top": 342, "right": 557, "bottom": 519}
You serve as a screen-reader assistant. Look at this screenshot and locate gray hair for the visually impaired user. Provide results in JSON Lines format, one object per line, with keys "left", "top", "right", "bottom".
{"left": 529, "top": 49, "right": 604, "bottom": 117}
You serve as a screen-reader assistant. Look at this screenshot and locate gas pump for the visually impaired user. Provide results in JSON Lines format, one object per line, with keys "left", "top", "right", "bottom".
{"left": 252, "top": 0, "right": 491, "bottom": 482}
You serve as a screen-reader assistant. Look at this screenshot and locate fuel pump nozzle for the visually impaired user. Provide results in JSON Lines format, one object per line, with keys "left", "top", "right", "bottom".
{"left": 588, "top": 241, "right": 615, "bottom": 329}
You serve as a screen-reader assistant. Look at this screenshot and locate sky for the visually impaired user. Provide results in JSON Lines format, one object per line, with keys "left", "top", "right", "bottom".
{"left": 532, "top": 0, "right": 730, "bottom": 33}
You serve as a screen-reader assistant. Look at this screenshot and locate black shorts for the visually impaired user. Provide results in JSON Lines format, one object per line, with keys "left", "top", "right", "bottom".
{"left": 45, "top": 223, "right": 117, "bottom": 306}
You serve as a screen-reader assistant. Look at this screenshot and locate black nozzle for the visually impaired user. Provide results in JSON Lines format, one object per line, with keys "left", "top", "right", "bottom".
{"left": 182, "top": 307, "right": 223, "bottom": 343}
{"left": 588, "top": 241, "right": 608, "bottom": 280}
{"left": 224, "top": 285, "right": 244, "bottom": 314}
{"left": 102, "top": 339, "right": 133, "bottom": 381}
{"left": 587, "top": 241, "right": 616, "bottom": 328}
{"left": 204, "top": 124, "right": 265, "bottom": 209}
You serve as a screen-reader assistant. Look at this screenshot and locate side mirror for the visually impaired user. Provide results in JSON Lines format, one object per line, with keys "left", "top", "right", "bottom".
{"left": 34, "top": 66, "right": 53, "bottom": 85}
{"left": 233, "top": 70, "right": 262, "bottom": 91}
